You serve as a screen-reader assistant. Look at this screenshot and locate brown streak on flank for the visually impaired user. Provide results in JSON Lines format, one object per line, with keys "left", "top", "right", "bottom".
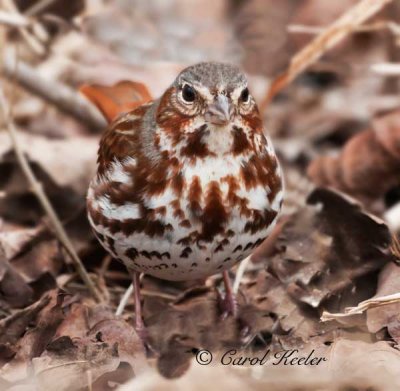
{"left": 238, "top": 199, "right": 251, "bottom": 218}
{"left": 232, "top": 126, "right": 251, "bottom": 155}
{"left": 88, "top": 193, "right": 172, "bottom": 237}
{"left": 97, "top": 104, "right": 151, "bottom": 176}
{"left": 171, "top": 172, "right": 185, "bottom": 196}
{"left": 169, "top": 156, "right": 179, "bottom": 166}
{"left": 145, "top": 153, "right": 170, "bottom": 196}
{"left": 257, "top": 152, "right": 281, "bottom": 203}
{"left": 240, "top": 161, "right": 258, "bottom": 190}
{"left": 244, "top": 209, "right": 277, "bottom": 234}
{"left": 226, "top": 229, "right": 234, "bottom": 237}
{"left": 141, "top": 251, "right": 151, "bottom": 259}
{"left": 154, "top": 206, "right": 166, "bottom": 216}
{"left": 154, "top": 263, "right": 168, "bottom": 270}
{"left": 177, "top": 236, "right": 191, "bottom": 247}
{"left": 240, "top": 151, "right": 282, "bottom": 199}
{"left": 170, "top": 199, "right": 185, "bottom": 219}
{"left": 201, "top": 181, "right": 227, "bottom": 242}
{"left": 222, "top": 175, "right": 251, "bottom": 215}
{"left": 223, "top": 175, "right": 240, "bottom": 207}
{"left": 180, "top": 125, "right": 213, "bottom": 161}
{"left": 268, "top": 173, "right": 282, "bottom": 205}
{"left": 180, "top": 247, "right": 192, "bottom": 258}
{"left": 244, "top": 242, "right": 253, "bottom": 251}
{"left": 103, "top": 212, "right": 173, "bottom": 237}
{"left": 179, "top": 219, "right": 191, "bottom": 228}
{"left": 188, "top": 176, "right": 202, "bottom": 218}
{"left": 215, "top": 243, "right": 224, "bottom": 253}
{"left": 146, "top": 179, "right": 169, "bottom": 196}
{"left": 149, "top": 251, "right": 163, "bottom": 260}
{"left": 87, "top": 201, "right": 105, "bottom": 227}
{"left": 233, "top": 245, "right": 242, "bottom": 252}
{"left": 177, "top": 230, "right": 199, "bottom": 247}
{"left": 253, "top": 238, "right": 264, "bottom": 248}
{"left": 125, "top": 247, "right": 138, "bottom": 260}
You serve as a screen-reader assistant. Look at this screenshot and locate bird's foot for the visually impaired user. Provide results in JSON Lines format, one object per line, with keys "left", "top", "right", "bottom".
{"left": 134, "top": 320, "right": 156, "bottom": 355}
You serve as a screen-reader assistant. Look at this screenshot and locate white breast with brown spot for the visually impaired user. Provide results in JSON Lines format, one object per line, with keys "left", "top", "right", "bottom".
{"left": 87, "top": 121, "right": 283, "bottom": 281}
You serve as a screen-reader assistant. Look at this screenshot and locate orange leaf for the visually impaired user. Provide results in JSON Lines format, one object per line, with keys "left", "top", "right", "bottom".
{"left": 79, "top": 80, "right": 152, "bottom": 123}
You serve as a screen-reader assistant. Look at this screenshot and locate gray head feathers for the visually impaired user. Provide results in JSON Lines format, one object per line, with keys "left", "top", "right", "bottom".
{"left": 174, "top": 62, "right": 247, "bottom": 94}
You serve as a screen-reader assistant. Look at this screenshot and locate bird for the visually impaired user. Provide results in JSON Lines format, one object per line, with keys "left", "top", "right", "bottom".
{"left": 86, "top": 62, "right": 283, "bottom": 342}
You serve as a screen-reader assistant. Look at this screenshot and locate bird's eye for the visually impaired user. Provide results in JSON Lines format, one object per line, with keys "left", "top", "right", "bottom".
{"left": 240, "top": 87, "right": 250, "bottom": 103}
{"left": 181, "top": 84, "right": 196, "bottom": 103}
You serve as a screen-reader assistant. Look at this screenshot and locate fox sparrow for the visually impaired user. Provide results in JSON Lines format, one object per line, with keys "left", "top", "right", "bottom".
{"left": 86, "top": 62, "right": 283, "bottom": 338}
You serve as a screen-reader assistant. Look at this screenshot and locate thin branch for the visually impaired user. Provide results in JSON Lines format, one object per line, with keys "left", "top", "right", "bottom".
{"left": 0, "top": 10, "right": 29, "bottom": 27}
{"left": 1, "top": 49, "right": 106, "bottom": 131}
{"left": 261, "top": 0, "right": 394, "bottom": 111}
{"left": 140, "top": 289, "right": 177, "bottom": 300}
{"left": 99, "top": 255, "right": 112, "bottom": 278}
{"left": 115, "top": 283, "right": 134, "bottom": 316}
{"left": 25, "top": 0, "right": 59, "bottom": 17}
{"left": 288, "top": 20, "right": 400, "bottom": 36}
{"left": 233, "top": 255, "right": 251, "bottom": 294}
{"left": 321, "top": 292, "right": 400, "bottom": 322}
{"left": 370, "top": 62, "right": 400, "bottom": 75}
{"left": 2, "top": 0, "right": 46, "bottom": 55}
{"left": 114, "top": 277, "right": 175, "bottom": 316}
{"left": 0, "top": 88, "right": 102, "bottom": 303}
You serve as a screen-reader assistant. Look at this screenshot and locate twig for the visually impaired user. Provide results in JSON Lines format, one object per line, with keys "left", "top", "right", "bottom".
{"left": 321, "top": 292, "right": 400, "bottom": 322}
{"left": 86, "top": 369, "right": 93, "bottom": 391}
{"left": 0, "top": 88, "right": 102, "bottom": 302}
{"left": 115, "top": 276, "right": 172, "bottom": 315}
{"left": 0, "top": 10, "right": 29, "bottom": 27}
{"left": 287, "top": 25, "right": 325, "bottom": 35}
{"left": 115, "top": 283, "right": 134, "bottom": 316}
{"left": 2, "top": 0, "right": 46, "bottom": 55}
{"left": 233, "top": 255, "right": 251, "bottom": 294}
{"left": 261, "top": 0, "right": 394, "bottom": 111}
{"left": 7, "top": 0, "right": 51, "bottom": 44}
{"left": 370, "top": 62, "right": 400, "bottom": 75}
{"left": 25, "top": 0, "right": 58, "bottom": 16}
{"left": 1, "top": 49, "right": 106, "bottom": 131}
{"left": 99, "top": 254, "right": 112, "bottom": 278}
{"left": 288, "top": 20, "right": 400, "bottom": 36}
{"left": 141, "top": 289, "right": 177, "bottom": 300}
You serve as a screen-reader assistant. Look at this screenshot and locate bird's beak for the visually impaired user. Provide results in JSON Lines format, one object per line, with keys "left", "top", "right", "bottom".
{"left": 205, "top": 94, "right": 232, "bottom": 126}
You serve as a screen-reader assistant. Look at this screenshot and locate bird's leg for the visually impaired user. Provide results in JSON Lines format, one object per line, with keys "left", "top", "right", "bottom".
{"left": 219, "top": 270, "right": 238, "bottom": 318}
{"left": 219, "top": 270, "right": 252, "bottom": 340}
{"left": 132, "top": 272, "right": 148, "bottom": 341}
